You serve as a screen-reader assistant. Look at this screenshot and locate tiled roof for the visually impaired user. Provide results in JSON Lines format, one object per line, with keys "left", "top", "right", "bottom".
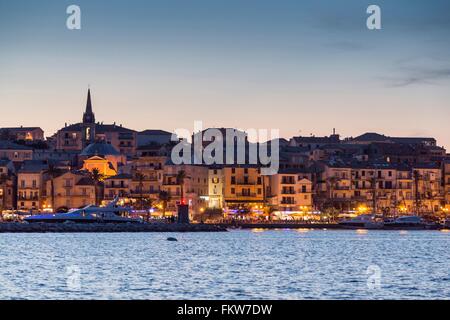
{"left": 0, "top": 141, "right": 33, "bottom": 150}
{"left": 138, "top": 130, "right": 172, "bottom": 136}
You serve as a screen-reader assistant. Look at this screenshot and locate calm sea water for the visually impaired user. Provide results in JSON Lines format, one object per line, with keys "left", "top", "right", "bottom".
{"left": 0, "top": 229, "right": 449, "bottom": 300}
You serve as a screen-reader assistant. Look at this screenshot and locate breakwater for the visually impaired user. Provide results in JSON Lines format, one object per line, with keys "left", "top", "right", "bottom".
{"left": 0, "top": 222, "right": 227, "bottom": 233}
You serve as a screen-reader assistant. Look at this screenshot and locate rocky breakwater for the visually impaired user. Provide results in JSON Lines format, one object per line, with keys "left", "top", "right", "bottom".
{"left": 0, "top": 222, "right": 227, "bottom": 233}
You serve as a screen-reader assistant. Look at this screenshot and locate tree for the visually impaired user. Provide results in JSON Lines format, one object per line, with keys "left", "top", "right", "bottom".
{"left": 158, "top": 191, "right": 171, "bottom": 217}
{"left": 134, "top": 171, "right": 146, "bottom": 210}
{"left": 90, "top": 168, "right": 105, "bottom": 206}
{"left": 0, "top": 174, "right": 9, "bottom": 211}
{"left": 45, "top": 164, "right": 61, "bottom": 212}
{"left": 176, "top": 170, "right": 188, "bottom": 204}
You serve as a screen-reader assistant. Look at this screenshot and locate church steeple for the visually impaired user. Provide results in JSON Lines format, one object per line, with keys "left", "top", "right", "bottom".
{"left": 82, "top": 88, "right": 95, "bottom": 124}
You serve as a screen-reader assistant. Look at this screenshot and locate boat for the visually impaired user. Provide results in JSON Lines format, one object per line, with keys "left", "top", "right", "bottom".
{"left": 24, "top": 197, "right": 142, "bottom": 224}
{"left": 339, "top": 214, "right": 383, "bottom": 229}
{"left": 383, "top": 215, "right": 439, "bottom": 230}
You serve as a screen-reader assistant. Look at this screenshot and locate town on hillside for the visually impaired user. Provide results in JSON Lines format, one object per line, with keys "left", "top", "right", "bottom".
{"left": 0, "top": 90, "right": 449, "bottom": 222}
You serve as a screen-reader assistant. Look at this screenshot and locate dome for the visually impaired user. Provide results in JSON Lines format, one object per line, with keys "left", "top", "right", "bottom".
{"left": 80, "top": 142, "right": 120, "bottom": 157}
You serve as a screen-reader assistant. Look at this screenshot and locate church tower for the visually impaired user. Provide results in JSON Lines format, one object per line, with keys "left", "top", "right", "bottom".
{"left": 82, "top": 89, "right": 95, "bottom": 124}
{"left": 81, "top": 88, "right": 96, "bottom": 147}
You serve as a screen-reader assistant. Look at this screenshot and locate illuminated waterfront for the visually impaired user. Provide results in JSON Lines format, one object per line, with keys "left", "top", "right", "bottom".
{"left": 0, "top": 229, "right": 448, "bottom": 300}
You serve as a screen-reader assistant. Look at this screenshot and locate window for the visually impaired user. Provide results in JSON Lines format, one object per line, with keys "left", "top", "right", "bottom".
{"left": 231, "top": 188, "right": 235, "bottom": 194}
{"left": 301, "top": 185, "right": 307, "bottom": 193}
{"left": 257, "top": 177, "right": 262, "bottom": 184}
{"left": 32, "top": 180, "right": 37, "bottom": 188}
{"left": 231, "top": 176, "right": 236, "bottom": 184}
{"left": 257, "top": 188, "right": 262, "bottom": 195}
{"left": 20, "top": 180, "right": 25, "bottom": 188}
{"left": 231, "top": 168, "right": 235, "bottom": 174}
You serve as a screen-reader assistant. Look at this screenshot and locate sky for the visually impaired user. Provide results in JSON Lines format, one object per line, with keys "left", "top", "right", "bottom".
{"left": 0, "top": 0, "right": 449, "bottom": 148}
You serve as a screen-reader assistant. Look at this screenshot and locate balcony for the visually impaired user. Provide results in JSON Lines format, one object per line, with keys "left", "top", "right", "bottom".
{"left": 281, "top": 200, "right": 296, "bottom": 205}
{"left": 236, "top": 193, "right": 257, "bottom": 197}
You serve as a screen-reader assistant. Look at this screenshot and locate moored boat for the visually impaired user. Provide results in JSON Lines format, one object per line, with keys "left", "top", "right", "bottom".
{"left": 339, "top": 214, "right": 383, "bottom": 229}
{"left": 24, "top": 197, "right": 142, "bottom": 224}
{"left": 383, "top": 215, "right": 439, "bottom": 230}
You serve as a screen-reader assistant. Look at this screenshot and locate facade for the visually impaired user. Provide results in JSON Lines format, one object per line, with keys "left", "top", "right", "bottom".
{"left": 104, "top": 173, "right": 132, "bottom": 201}
{"left": 0, "top": 141, "right": 33, "bottom": 162}
{"left": 316, "top": 160, "right": 445, "bottom": 215}
{"left": 17, "top": 161, "right": 48, "bottom": 211}
{"left": 43, "top": 171, "right": 95, "bottom": 211}
{"left": 0, "top": 160, "right": 16, "bottom": 210}
{"left": 162, "top": 164, "right": 209, "bottom": 214}
{"left": 208, "top": 167, "right": 224, "bottom": 208}
{"left": 223, "top": 166, "right": 265, "bottom": 214}
{"left": 268, "top": 170, "right": 313, "bottom": 214}
{"left": 445, "top": 160, "right": 450, "bottom": 207}
{"left": 79, "top": 142, "right": 126, "bottom": 177}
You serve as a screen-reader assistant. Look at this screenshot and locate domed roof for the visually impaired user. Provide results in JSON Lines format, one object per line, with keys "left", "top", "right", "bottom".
{"left": 80, "top": 142, "right": 120, "bottom": 157}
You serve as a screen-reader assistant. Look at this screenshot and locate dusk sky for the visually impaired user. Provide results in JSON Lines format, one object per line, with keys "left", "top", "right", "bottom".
{"left": 1, "top": 0, "right": 449, "bottom": 148}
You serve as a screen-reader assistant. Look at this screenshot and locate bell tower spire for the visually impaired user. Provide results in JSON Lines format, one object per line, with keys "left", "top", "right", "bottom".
{"left": 83, "top": 88, "right": 95, "bottom": 124}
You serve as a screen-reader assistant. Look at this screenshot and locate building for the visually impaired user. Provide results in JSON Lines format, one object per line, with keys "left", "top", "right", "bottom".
{"left": 0, "top": 141, "right": 33, "bottom": 162}
{"left": 412, "top": 164, "right": 443, "bottom": 214}
{"left": 268, "top": 169, "right": 313, "bottom": 217}
{"left": 0, "top": 160, "right": 16, "bottom": 210}
{"left": 223, "top": 166, "right": 265, "bottom": 215}
{"left": 137, "top": 130, "right": 173, "bottom": 147}
{"left": 289, "top": 130, "right": 341, "bottom": 150}
{"left": 55, "top": 89, "right": 137, "bottom": 156}
{"left": 445, "top": 160, "right": 450, "bottom": 208}
{"left": 17, "top": 161, "right": 49, "bottom": 211}
{"left": 43, "top": 171, "right": 96, "bottom": 211}
{"left": 0, "top": 127, "right": 44, "bottom": 141}
{"left": 162, "top": 164, "right": 209, "bottom": 215}
{"left": 79, "top": 141, "right": 126, "bottom": 177}
{"left": 348, "top": 132, "right": 437, "bottom": 147}
{"left": 208, "top": 167, "right": 224, "bottom": 209}
{"left": 103, "top": 173, "right": 132, "bottom": 201}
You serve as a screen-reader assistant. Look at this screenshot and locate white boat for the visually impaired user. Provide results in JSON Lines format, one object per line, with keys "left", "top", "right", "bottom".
{"left": 339, "top": 214, "right": 383, "bottom": 229}
{"left": 24, "top": 197, "right": 142, "bottom": 224}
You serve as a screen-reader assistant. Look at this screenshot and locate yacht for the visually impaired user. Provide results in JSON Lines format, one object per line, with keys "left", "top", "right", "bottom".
{"left": 339, "top": 214, "right": 383, "bottom": 229}
{"left": 383, "top": 215, "right": 439, "bottom": 230}
{"left": 24, "top": 197, "right": 142, "bottom": 224}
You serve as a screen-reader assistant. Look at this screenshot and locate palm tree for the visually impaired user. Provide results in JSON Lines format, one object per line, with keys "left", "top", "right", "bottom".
{"left": 158, "top": 190, "right": 171, "bottom": 217}
{"left": 90, "top": 168, "right": 105, "bottom": 206}
{"left": 45, "top": 164, "right": 61, "bottom": 212}
{"left": 176, "top": 170, "right": 187, "bottom": 204}
{"left": 0, "top": 174, "right": 9, "bottom": 211}
{"left": 134, "top": 171, "right": 146, "bottom": 210}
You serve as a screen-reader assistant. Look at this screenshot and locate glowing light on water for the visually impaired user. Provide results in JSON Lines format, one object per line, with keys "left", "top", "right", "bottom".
{"left": 251, "top": 228, "right": 265, "bottom": 233}
{"left": 399, "top": 230, "right": 408, "bottom": 235}
{"left": 356, "top": 229, "right": 368, "bottom": 235}
{"left": 297, "top": 228, "right": 310, "bottom": 233}
{"left": 440, "top": 229, "right": 450, "bottom": 233}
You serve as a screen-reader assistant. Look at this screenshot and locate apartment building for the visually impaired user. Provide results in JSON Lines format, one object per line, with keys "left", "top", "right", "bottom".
{"left": 162, "top": 164, "right": 209, "bottom": 214}
{"left": 44, "top": 171, "right": 95, "bottom": 210}
{"left": 223, "top": 166, "right": 265, "bottom": 214}
{"left": 17, "top": 161, "right": 48, "bottom": 211}
{"left": 268, "top": 169, "right": 313, "bottom": 214}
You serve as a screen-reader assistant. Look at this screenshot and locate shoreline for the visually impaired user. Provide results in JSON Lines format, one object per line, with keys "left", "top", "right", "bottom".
{"left": 0, "top": 222, "right": 227, "bottom": 233}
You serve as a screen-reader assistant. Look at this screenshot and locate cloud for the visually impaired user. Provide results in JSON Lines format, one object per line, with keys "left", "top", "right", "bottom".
{"left": 385, "top": 67, "right": 450, "bottom": 88}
